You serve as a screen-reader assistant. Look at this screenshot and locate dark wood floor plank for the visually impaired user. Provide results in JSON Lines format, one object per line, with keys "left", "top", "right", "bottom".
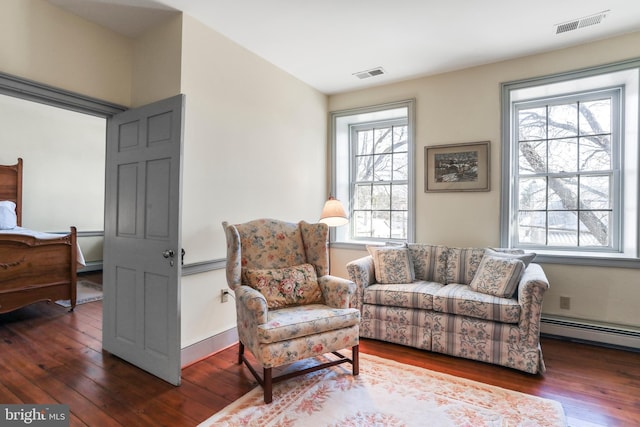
{"left": 0, "top": 366, "right": 58, "bottom": 404}
{"left": 46, "top": 363, "right": 161, "bottom": 427}
{"left": 181, "top": 355, "right": 256, "bottom": 403}
{"left": 0, "top": 381, "right": 22, "bottom": 404}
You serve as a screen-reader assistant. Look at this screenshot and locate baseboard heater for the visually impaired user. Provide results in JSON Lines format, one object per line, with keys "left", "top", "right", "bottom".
{"left": 541, "top": 315, "right": 640, "bottom": 351}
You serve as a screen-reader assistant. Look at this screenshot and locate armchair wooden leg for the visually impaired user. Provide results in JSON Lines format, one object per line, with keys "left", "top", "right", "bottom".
{"left": 238, "top": 342, "right": 244, "bottom": 365}
{"left": 264, "top": 367, "right": 273, "bottom": 404}
{"left": 352, "top": 344, "right": 359, "bottom": 376}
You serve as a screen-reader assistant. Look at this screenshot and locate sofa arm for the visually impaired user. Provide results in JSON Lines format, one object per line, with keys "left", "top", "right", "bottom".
{"left": 517, "top": 263, "right": 550, "bottom": 346}
{"left": 318, "top": 275, "right": 355, "bottom": 309}
{"left": 346, "top": 255, "right": 376, "bottom": 311}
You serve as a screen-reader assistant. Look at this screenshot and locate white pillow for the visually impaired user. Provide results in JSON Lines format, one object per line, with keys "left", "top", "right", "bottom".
{"left": 367, "top": 245, "right": 415, "bottom": 284}
{"left": 0, "top": 201, "right": 17, "bottom": 230}
{"left": 470, "top": 254, "right": 525, "bottom": 298}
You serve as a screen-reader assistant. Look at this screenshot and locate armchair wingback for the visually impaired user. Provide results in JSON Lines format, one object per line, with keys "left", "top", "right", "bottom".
{"left": 223, "top": 218, "right": 360, "bottom": 403}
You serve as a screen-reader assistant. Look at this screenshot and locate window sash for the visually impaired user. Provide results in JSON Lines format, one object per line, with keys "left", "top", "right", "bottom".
{"left": 511, "top": 89, "right": 621, "bottom": 252}
{"left": 350, "top": 119, "right": 409, "bottom": 241}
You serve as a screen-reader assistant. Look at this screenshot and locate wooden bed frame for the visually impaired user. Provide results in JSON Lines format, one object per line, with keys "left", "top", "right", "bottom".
{"left": 0, "top": 158, "right": 77, "bottom": 314}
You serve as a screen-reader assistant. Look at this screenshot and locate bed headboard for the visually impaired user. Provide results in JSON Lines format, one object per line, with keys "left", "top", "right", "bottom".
{"left": 0, "top": 158, "right": 23, "bottom": 226}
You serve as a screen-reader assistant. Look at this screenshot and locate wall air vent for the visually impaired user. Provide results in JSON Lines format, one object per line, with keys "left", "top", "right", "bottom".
{"left": 353, "top": 67, "right": 386, "bottom": 80}
{"left": 556, "top": 10, "right": 609, "bottom": 34}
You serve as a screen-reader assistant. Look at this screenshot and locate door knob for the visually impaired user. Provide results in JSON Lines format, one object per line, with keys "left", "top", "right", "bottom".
{"left": 163, "top": 249, "right": 175, "bottom": 258}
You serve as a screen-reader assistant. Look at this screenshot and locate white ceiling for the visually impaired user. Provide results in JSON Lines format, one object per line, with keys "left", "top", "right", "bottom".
{"left": 48, "top": 0, "right": 640, "bottom": 94}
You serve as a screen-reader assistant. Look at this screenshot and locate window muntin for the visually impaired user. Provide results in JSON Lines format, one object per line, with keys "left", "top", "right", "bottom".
{"left": 513, "top": 90, "right": 620, "bottom": 251}
{"left": 351, "top": 120, "right": 408, "bottom": 240}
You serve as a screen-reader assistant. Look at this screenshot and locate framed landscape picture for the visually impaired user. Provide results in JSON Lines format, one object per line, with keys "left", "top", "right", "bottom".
{"left": 424, "top": 141, "right": 490, "bottom": 192}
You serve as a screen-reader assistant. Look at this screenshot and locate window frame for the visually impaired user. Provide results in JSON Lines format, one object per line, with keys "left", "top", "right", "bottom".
{"left": 500, "top": 59, "right": 640, "bottom": 268}
{"left": 329, "top": 99, "right": 416, "bottom": 247}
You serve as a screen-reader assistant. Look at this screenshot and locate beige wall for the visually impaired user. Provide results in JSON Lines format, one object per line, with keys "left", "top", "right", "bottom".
{"left": 0, "top": 0, "right": 133, "bottom": 106}
{"left": 329, "top": 31, "right": 640, "bottom": 330}
{"left": 178, "top": 14, "right": 328, "bottom": 347}
{"left": 131, "top": 14, "right": 182, "bottom": 108}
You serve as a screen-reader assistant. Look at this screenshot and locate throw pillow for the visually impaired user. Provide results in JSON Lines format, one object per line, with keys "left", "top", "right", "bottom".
{"left": 484, "top": 248, "right": 536, "bottom": 268}
{"left": 367, "top": 245, "right": 415, "bottom": 284}
{"left": 243, "top": 263, "right": 323, "bottom": 309}
{"left": 0, "top": 201, "right": 17, "bottom": 230}
{"left": 470, "top": 254, "right": 525, "bottom": 298}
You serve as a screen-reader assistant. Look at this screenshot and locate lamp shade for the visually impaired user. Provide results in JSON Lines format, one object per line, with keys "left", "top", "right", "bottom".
{"left": 319, "top": 197, "right": 349, "bottom": 227}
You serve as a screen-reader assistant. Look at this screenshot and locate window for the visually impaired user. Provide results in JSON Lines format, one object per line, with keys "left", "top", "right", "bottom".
{"left": 330, "top": 100, "right": 415, "bottom": 245}
{"left": 501, "top": 60, "right": 640, "bottom": 267}
{"left": 352, "top": 120, "right": 408, "bottom": 239}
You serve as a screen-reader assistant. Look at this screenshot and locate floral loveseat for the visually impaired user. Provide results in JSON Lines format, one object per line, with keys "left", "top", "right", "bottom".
{"left": 346, "top": 244, "right": 549, "bottom": 374}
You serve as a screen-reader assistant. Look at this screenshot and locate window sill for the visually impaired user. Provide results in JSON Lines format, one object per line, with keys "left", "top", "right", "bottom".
{"left": 330, "top": 241, "right": 373, "bottom": 251}
{"left": 531, "top": 252, "right": 640, "bottom": 269}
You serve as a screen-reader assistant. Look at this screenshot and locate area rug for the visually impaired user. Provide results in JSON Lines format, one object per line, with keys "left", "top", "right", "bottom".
{"left": 199, "top": 353, "right": 566, "bottom": 427}
{"left": 55, "top": 280, "right": 103, "bottom": 307}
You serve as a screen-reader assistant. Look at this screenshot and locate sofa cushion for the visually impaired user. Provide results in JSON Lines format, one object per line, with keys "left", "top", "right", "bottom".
{"left": 469, "top": 255, "right": 525, "bottom": 298}
{"left": 446, "top": 247, "right": 486, "bottom": 285}
{"left": 408, "top": 244, "right": 448, "bottom": 283}
{"left": 257, "top": 304, "right": 360, "bottom": 344}
{"left": 484, "top": 248, "right": 536, "bottom": 268}
{"left": 243, "top": 263, "right": 324, "bottom": 309}
{"left": 363, "top": 281, "right": 445, "bottom": 310}
{"left": 433, "top": 283, "right": 521, "bottom": 324}
{"left": 367, "top": 245, "right": 415, "bottom": 284}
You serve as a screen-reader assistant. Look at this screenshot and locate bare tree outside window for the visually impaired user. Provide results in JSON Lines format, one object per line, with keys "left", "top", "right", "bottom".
{"left": 516, "top": 95, "right": 615, "bottom": 248}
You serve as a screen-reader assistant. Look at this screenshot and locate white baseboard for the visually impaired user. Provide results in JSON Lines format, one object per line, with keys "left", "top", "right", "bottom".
{"left": 541, "top": 315, "right": 640, "bottom": 350}
{"left": 181, "top": 327, "right": 239, "bottom": 368}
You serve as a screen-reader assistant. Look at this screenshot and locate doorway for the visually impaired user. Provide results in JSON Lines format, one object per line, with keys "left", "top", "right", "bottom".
{"left": 0, "top": 73, "right": 183, "bottom": 385}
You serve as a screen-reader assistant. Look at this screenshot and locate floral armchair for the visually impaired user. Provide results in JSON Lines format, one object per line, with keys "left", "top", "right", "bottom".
{"left": 222, "top": 218, "right": 360, "bottom": 403}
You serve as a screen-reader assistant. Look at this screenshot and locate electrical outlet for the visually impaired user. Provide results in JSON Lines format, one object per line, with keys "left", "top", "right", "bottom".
{"left": 221, "top": 289, "right": 229, "bottom": 303}
{"left": 560, "top": 296, "right": 571, "bottom": 310}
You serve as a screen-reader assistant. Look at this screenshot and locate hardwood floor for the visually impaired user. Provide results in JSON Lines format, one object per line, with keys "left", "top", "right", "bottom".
{"left": 1, "top": 293, "right": 638, "bottom": 426}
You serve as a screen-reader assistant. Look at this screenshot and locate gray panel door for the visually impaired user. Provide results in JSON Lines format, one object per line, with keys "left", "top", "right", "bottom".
{"left": 102, "top": 95, "right": 184, "bottom": 385}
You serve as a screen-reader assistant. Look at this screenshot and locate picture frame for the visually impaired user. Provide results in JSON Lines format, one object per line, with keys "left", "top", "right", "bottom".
{"left": 424, "top": 141, "right": 490, "bottom": 192}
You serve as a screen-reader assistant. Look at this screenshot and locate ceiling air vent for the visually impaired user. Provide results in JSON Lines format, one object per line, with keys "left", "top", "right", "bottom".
{"left": 556, "top": 10, "right": 609, "bottom": 34}
{"left": 353, "top": 67, "right": 386, "bottom": 80}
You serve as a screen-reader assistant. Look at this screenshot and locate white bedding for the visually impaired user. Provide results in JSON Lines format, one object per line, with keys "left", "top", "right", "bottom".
{"left": 0, "top": 226, "right": 86, "bottom": 268}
